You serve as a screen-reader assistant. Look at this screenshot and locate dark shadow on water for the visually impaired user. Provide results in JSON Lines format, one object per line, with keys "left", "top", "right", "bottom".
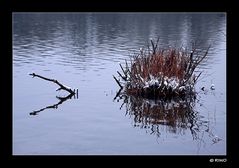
{"left": 30, "top": 93, "right": 77, "bottom": 116}
{"left": 114, "top": 90, "right": 210, "bottom": 141}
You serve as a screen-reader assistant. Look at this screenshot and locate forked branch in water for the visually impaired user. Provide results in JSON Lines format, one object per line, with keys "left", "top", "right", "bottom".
{"left": 29, "top": 73, "right": 75, "bottom": 95}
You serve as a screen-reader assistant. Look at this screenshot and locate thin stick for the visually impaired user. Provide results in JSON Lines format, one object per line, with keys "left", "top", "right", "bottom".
{"left": 117, "top": 71, "right": 127, "bottom": 81}
{"left": 113, "top": 88, "right": 123, "bottom": 100}
{"left": 29, "top": 73, "right": 75, "bottom": 95}
{"left": 113, "top": 75, "right": 123, "bottom": 89}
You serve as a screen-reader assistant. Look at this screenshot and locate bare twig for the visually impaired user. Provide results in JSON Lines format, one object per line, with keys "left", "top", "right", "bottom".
{"left": 113, "top": 75, "right": 123, "bottom": 89}
{"left": 117, "top": 71, "right": 127, "bottom": 81}
{"left": 29, "top": 73, "right": 75, "bottom": 95}
{"left": 113, "top": 88, "right": 123, "bottom": 100}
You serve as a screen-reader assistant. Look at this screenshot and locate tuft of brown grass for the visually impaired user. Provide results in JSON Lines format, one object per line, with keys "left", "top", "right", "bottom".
{"left": 114, "top": 38, "right": 210, "bottom": 100}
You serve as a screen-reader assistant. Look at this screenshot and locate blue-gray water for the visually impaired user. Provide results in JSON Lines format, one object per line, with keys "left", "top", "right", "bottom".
{"left": 13, "top": 13, "right": 226, "bottom": 155}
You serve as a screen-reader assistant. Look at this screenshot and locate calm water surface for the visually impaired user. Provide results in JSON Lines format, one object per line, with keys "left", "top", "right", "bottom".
{"left": 13, "top": 13, "right": 226, "bottom": 155}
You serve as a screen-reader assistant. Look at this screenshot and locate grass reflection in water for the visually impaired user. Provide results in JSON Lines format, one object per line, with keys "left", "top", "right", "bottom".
{"left": 115, "top": 92, "right": 210, "bottom": 141}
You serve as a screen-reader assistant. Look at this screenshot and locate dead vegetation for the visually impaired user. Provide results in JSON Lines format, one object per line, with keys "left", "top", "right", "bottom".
{"left": 114, "top": 38, "right": 210, "bottom": 100}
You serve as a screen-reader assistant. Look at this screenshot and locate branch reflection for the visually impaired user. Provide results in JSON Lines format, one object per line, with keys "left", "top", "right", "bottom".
{"left": 115, "top": 92, "right": 209, "bottom": 140}
{"left": 30, "top": 93, "right": 76, "bottom": 116}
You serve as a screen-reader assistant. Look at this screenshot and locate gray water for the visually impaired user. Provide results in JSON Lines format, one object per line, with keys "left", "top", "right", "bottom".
{"left": 13, "top": 13, "right": 226, "bottom": 155}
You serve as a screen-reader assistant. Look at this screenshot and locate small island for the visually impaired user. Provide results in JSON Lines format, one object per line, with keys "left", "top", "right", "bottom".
{"left": 114, "top": 38, "right": 210, "bottom": 101}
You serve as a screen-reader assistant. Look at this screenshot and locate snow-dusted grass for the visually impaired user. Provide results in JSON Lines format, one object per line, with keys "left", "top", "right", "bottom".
{"left": 114, "top": 39, "right": 210, "bottom": 100}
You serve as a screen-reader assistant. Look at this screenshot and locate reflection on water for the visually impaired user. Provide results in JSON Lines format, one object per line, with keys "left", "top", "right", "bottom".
{"left": 115, "top": 93, "right": 206, "bottom": 139}
{"left": 115, "top": 92, "right": 223, "bottom": 152}
{"left": 30, "top": 93, "right": 78, "bottom": 116}
{"left": 13, "top": 13, "right": 226, "bottom": 72}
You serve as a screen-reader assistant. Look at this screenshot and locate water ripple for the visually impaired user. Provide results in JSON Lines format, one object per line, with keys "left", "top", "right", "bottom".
{"left": 13, "top": 13, "right": 226, "bottom": 75}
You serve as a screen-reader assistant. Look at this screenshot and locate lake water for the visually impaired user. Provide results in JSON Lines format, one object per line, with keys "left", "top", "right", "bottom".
{"left": 13, "top": 13, "right": 226, "bottom": 155}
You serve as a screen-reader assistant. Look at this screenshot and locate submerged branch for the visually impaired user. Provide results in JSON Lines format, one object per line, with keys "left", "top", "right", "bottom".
{"left": 29, "top": 73, "right": 75, "bottom": 95}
